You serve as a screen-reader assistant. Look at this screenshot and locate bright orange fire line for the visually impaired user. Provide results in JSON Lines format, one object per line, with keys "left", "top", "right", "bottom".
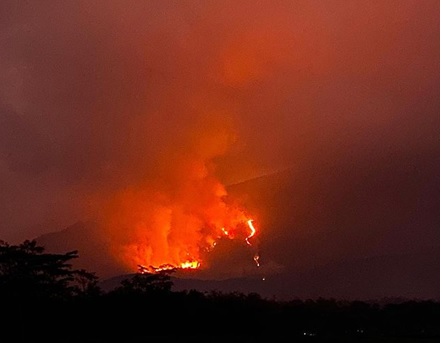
{"left": 245, "top": 219, "right": 256, "bottom": 246}
{"left": 138, "top": 259, "right": 200, "bottom": 274}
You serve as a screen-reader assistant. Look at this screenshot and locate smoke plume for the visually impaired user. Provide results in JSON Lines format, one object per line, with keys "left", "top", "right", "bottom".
{"left": 0, "top": 1, "right": 438, "bottom": 276}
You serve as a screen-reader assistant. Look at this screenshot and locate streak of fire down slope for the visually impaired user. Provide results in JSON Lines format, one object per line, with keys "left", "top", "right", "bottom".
{"left": 139, "top": 218, "right": 259, "bottom": 274}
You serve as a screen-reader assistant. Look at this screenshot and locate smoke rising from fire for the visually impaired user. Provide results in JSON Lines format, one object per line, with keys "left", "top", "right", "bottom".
{"left": 0, "top": 1, "right": 438, "bottom": 278}
{"left": 96, "top": 114, "right": 259, "bottom": 271}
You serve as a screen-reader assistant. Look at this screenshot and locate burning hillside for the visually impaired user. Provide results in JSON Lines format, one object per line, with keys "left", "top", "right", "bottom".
{"left": 137, "top": 218, "right": 259, "bottom": 274}
{"left": 94, "top": 115, "right": 260, "bottom": 274}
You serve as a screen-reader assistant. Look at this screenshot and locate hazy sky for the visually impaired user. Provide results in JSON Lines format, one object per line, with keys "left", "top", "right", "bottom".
{"left": 0, "top": 0, "right": 438, "bottom": 276}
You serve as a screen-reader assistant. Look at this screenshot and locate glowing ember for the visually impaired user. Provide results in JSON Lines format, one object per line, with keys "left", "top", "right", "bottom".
{"left": 253, "top": 253, "right": 260, "bottom": 267}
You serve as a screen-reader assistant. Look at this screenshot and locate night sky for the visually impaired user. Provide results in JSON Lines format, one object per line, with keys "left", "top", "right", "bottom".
{"left": 0, "top": 1, "right": 439, "bottom": 298}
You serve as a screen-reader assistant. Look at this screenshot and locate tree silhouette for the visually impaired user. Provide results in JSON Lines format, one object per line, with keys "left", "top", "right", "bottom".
{"left": 0, "top": 239, "right": 98, "bottom": 299}
{"left": 72, "top": 268, "right": 101, "bottom": 297}
{"left": 114, "top": 271, "right": 173, "bottom": 295}
{"left": 0, "top": 239, "right": 437, "bottom": 342}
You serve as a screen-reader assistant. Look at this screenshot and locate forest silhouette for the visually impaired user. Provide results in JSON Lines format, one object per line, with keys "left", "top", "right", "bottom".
{"left": 0, "top": 240, "right": 438, "bottom": 342}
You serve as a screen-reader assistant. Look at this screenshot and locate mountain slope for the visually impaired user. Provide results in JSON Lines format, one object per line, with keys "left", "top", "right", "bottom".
{"left": 35, "top": 163, "right": 439, "bottom": 300}
{"left": 98, "top": 251, "right": 438, "bottom": 301}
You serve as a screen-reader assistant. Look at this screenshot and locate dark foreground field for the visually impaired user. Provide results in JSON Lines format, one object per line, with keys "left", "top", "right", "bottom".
{"left": 2, "top": 290, "right": 438, "bottom": 343}
{"left": 0, "top": 240, "right": 438, "bottom": 342}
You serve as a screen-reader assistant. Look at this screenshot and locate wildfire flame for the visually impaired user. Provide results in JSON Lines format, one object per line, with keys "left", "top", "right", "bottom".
{"left": 99, "top": 123, "right": 261, "bottom": 275}
{"left": 245, "top": 219, "right": 256, "bottom": 246}
{"left": 138, "top": 260, "right": 201, "bottom": 274}
{"left": 180, "top": 260, "right": 201, "bottom": 269}
{"left": 138, "top": 217, "right": 259, "bottom": 274}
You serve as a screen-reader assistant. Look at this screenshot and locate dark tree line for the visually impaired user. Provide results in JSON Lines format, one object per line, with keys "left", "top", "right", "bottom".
{"left": 0, "top": 240, "right": 438, "bottom": 342}
{"left": 0, "top": 239, "right": 99, "bottom": 299}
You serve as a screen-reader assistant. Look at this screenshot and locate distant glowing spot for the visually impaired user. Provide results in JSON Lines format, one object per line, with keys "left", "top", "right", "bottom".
{"left": 303, "top": 332, "right": 316, "bottom": 337}
{"left": 262, "top": 277, "right": 266, "bottom": 281}
{"left": 253, "top": 253, "right": 260, "bottom": 267}
{"left": 221, "top": 227, "right": 229, "bottom": 236}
